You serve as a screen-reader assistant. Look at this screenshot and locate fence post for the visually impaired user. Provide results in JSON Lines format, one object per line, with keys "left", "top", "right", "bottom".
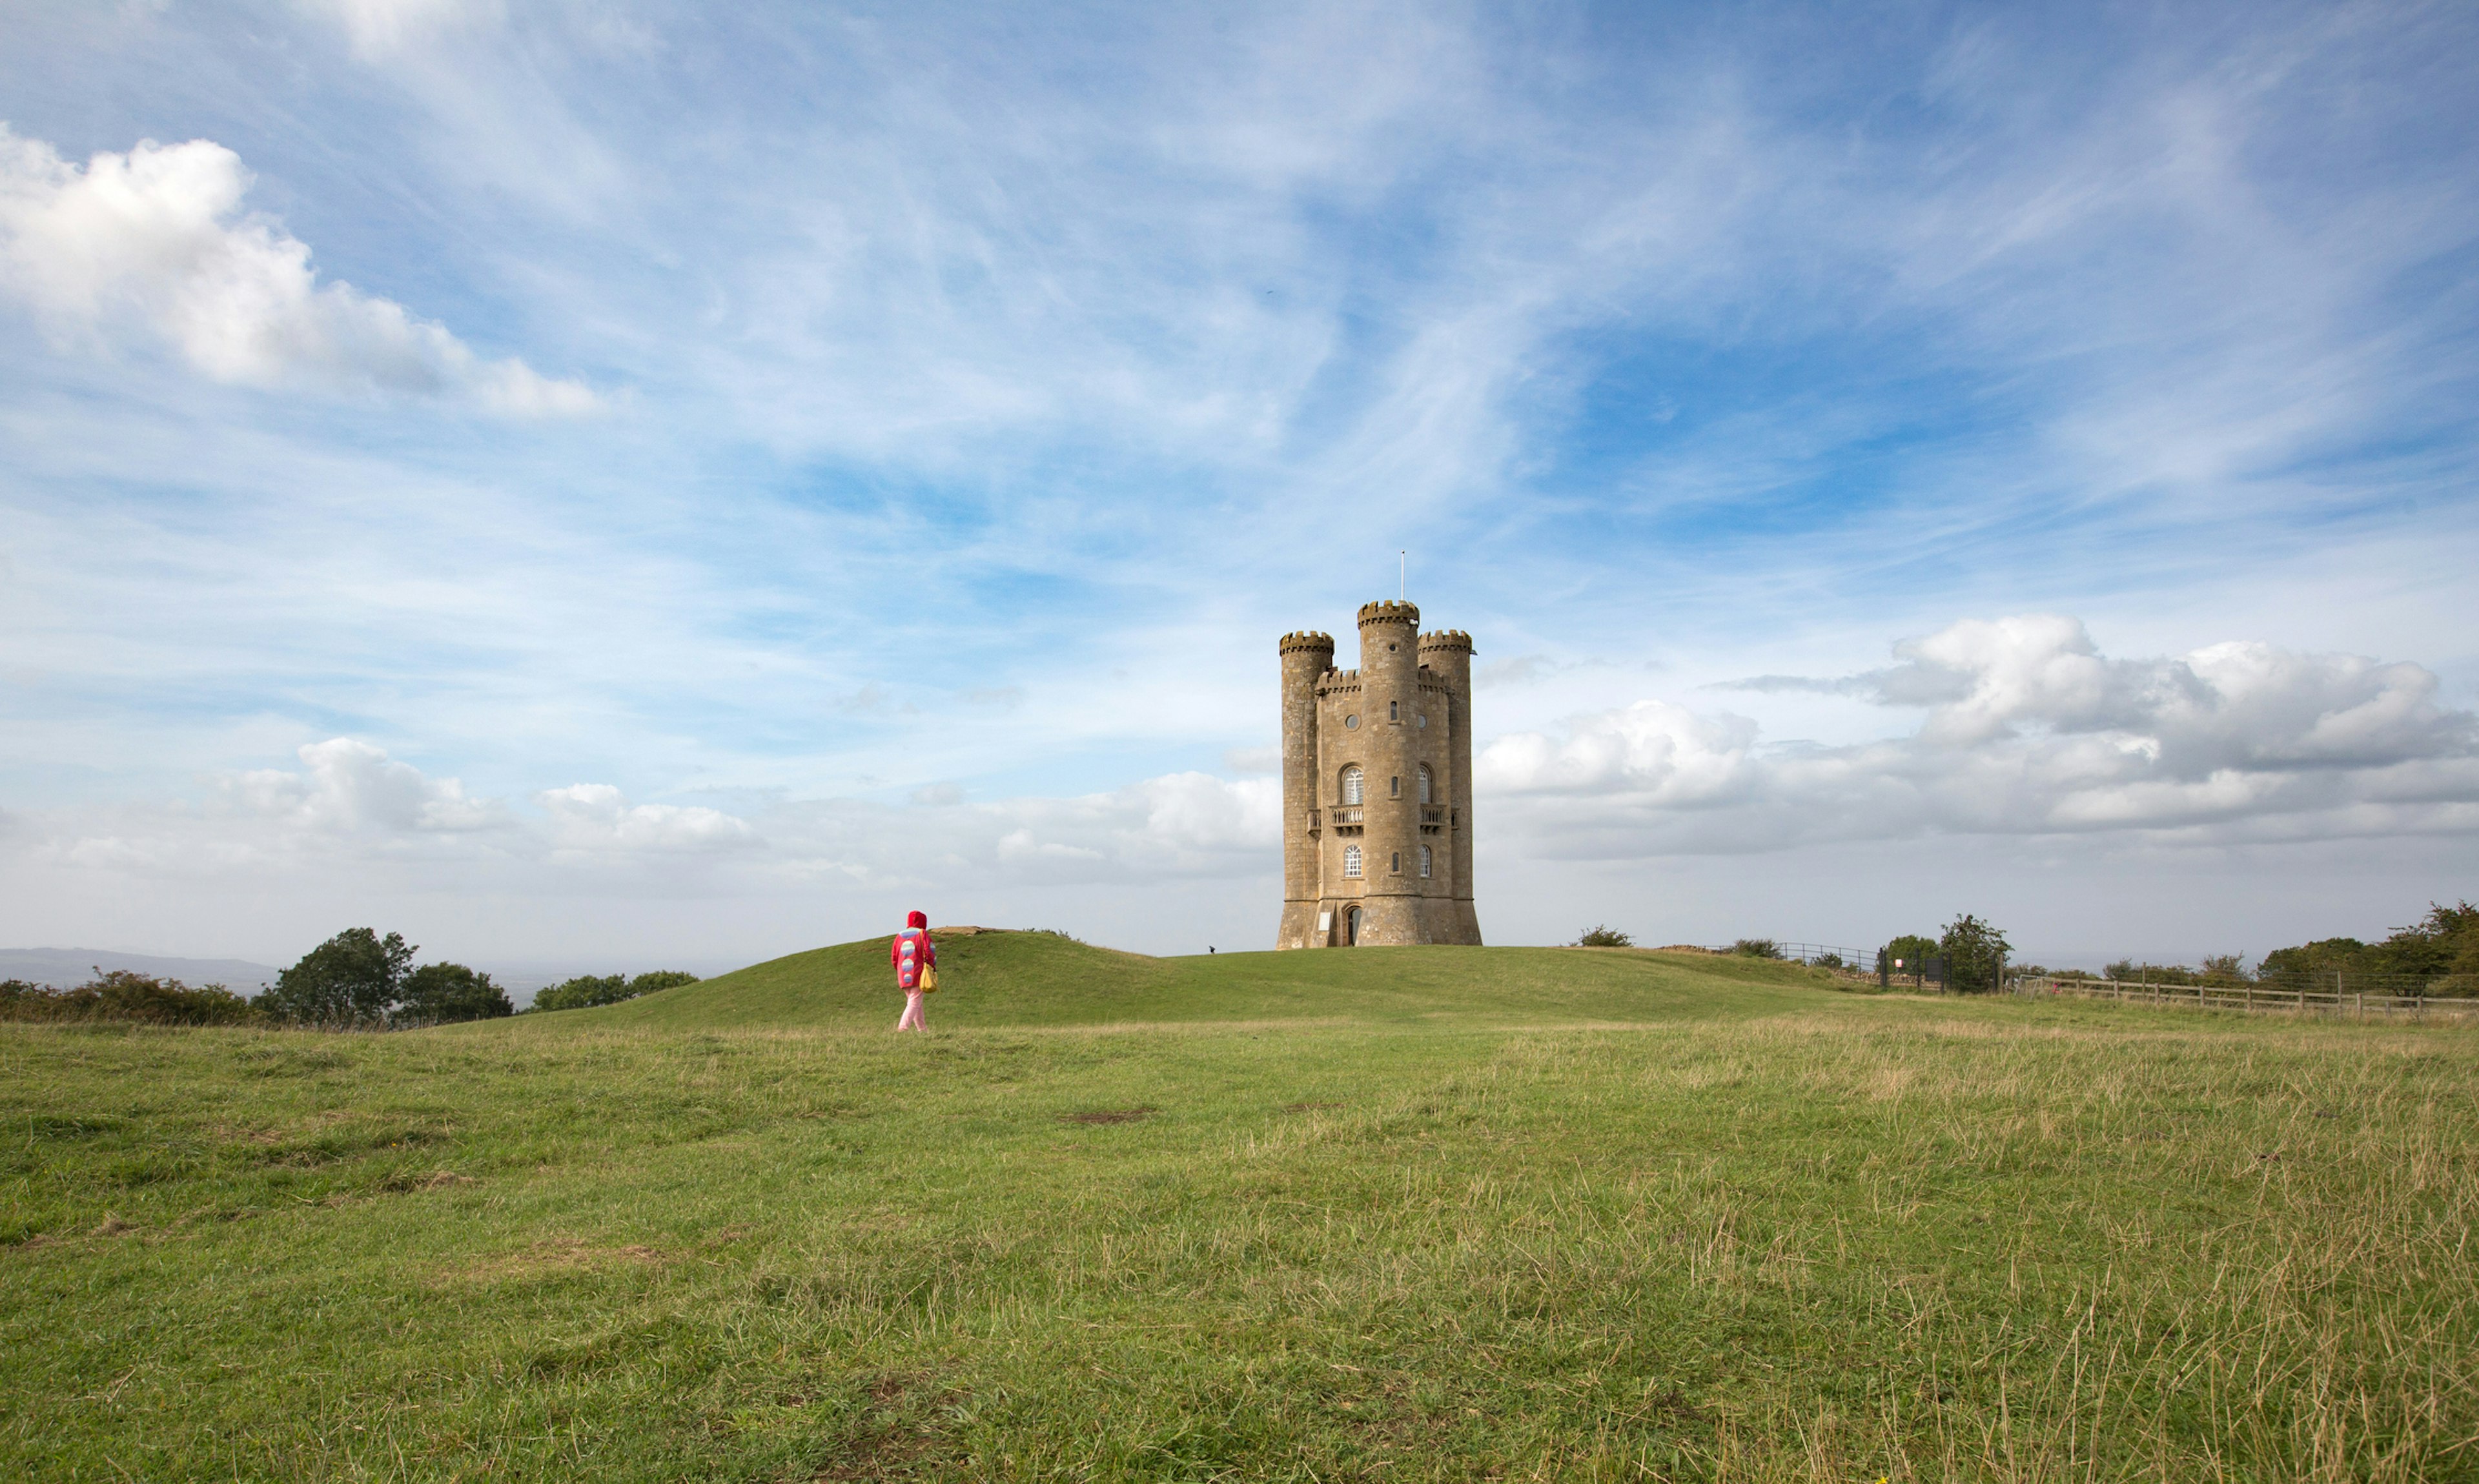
{"left": 2245, "top": 985, "right": 2254, "bottom": 1013}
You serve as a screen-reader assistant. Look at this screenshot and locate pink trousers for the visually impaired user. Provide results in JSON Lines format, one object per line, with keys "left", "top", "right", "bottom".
{"left": 895, "top": 990, "right": 927, "bottom": 1032}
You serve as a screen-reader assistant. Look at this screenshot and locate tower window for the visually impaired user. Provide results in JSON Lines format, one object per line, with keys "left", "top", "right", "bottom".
{"left": 1391, "top": 851, "right": 1402, "bottom": 874}
{"left": 1343, "top": 844, "right": 1362, "bottom": 878}
{"left": 1420, "top": 844, "right": 1433, "bottom": 878}
{"left": 1344, "top": 713, "right": 1359, "bottom": 729}
{"left": 1390, "top": 775, "right": 1400, "bottom": 798}
{"left": 1342, "top": 766, "right": 1363, "bottom": 805}
{"left": 1418, "top": 765, "right": 1433, "bottom": 804}
{"left": 1389, "top": 700, "right": 1398, "bottom": 722}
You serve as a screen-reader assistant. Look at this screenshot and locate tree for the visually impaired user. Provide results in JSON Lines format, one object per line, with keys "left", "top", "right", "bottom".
{"left": 2258, "top": 937, "right": 2375, "bottom": 982}
{"left": 258, "top": 929, "right": 414, "bottom": 1026}
{"left": 530, "top": 974, "right": 628, "bottom": 1012}
{"left": 396, "top": 963, "right": 513, "bottom": 1024}
{"left": 1575, "top": 926, "right": 1633, "bottom": 948}
{"left": 1877, "top": 935, "right": 1937, "bottom": 981}
{"left": 528, "top": 970, "right": 699, "bottom": 1013}
{"left": 1937, "top": 913, "right": 2012, "bottom": 995}
{"left": 2374, "top": 901, "right": 2479, "bottom": 981}
{"left": 2199, "top": 953, "right": 2250, "bottom": 986}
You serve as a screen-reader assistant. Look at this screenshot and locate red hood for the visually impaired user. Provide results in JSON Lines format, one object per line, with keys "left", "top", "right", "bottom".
{"left": 906, "top": 910, "right": 928, "bottom": 929}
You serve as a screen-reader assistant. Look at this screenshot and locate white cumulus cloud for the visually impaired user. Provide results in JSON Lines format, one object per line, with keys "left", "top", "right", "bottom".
{"left": 1490, "top": 616, "right": 2479, "bottom": 856}
{"left": 226, "top": 738, "right": 503, "bottom": 835}
{"left": 0, "top": 126, "right": 594, "bottom": 414}
{"left": 535, "top": 784, "right": 760, "bottom": 854}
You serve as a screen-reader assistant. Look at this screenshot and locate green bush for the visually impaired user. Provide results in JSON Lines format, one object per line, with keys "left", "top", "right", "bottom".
{"left": 1731, "top": 939, "right": 1784, "bottom": 960}
{"left": 256, "top": 928, "right": 414, "bottom": 1026}
{"left": 1575, "top": 926, "right": 1633, "bottom": 948}
{"left": 1, "top": 971, "right": 258, "bottom": 1025}
{"left": 1939, "top": 914, "right": 2012, "bottom": 995}
{"left": 529, "top": 971, "right": 700, "bottom": 1013}
{"left": 397, "top": 963, "right": 514, "bottom": 1024}
{"left": 1877, "top": 935, "right": 1937, "bottom": 979}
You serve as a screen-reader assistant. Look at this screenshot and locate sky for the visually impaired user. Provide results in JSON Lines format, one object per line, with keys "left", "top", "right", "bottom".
{"left": 1, "top": 0, "right": 2475, "bottom": 979}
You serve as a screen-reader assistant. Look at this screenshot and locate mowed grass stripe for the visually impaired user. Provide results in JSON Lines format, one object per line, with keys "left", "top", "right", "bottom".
{"left": 3, "top": 943, "right": 2474, "bottom": 1481}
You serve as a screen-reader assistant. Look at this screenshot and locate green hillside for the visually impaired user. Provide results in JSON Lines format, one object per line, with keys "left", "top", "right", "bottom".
{"left": 513, "top": 931, "right": 1846, "bottom": 1032}
{"left": 10, "top": 942, "right": 2474, "bottom": 1479}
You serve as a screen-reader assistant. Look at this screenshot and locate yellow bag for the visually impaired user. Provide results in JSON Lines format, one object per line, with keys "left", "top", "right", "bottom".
{"left": 917, "top": 962, "right": 939, "bottom": 994}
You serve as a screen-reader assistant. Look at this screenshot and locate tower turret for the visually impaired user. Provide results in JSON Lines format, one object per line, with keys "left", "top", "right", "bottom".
{"left": 1353, "top": 601, "right": 1423, "bottom": 943}
{"left": 1418, "top": 629, "right": 1480, "bottom": 942}
{"left": 1276, "top": 630, "right": 1336, "bottom": 949}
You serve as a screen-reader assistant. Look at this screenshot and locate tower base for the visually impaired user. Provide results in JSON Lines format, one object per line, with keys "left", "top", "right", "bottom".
{"left": 1277, "top": 894, "right": 1482, "bottom": 948}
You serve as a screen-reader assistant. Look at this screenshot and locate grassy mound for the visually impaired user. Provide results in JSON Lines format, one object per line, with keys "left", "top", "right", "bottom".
{"left": 8, "top": 995, "right": 2474, "bottom": 1480}
{"left": 518, "top": 933, "right": 1846, "bottom": 1032}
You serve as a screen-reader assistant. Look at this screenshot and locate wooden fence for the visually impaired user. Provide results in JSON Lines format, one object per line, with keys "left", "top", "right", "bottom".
{"left": 2010, "top": 976, "right": 2479, "bottom": 1021}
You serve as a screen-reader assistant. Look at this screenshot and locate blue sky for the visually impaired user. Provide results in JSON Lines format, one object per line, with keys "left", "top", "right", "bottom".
{"left": 2, "top": 0, "right": 2475, "bottom": 973}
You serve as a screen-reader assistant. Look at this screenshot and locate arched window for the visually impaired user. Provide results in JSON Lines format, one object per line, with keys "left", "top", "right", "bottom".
{"left": 1390, "top": 851, "right": 1402, "bottom": 874}
{"left": 1420, "top": 844, "right": 1433, "bottom": 878}
{"left": 1418, "top": 766, "right": 1433, "bottom": 804}
{"left": 1341, "top": 766, "right": 1363, "bottom": 805}
{"left": 1343, "top": 844, "right": 1363, "bottom": 878}
{"left": 1389, "top": 700, "right": 1398, "bottom": 722}
{"left": 1389, "top": 775, "right": 1400, "bottom": 798}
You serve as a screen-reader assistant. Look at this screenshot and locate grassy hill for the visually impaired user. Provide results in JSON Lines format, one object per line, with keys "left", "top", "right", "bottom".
{"left": 525, "top": 931, "right": 1848, "bottom": 1032}
{"left": 9, "top": 937, "right": 2475, "bottom": 1481}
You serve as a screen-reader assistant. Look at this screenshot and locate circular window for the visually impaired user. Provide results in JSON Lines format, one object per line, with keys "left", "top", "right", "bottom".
{"left": 1344, "top": 714, "right": 1359, "bottom": 729}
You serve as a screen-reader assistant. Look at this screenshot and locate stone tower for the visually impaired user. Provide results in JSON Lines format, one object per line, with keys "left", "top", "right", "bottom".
{"left": 1276, "top": 601, "right": 1482, "bottom": 948}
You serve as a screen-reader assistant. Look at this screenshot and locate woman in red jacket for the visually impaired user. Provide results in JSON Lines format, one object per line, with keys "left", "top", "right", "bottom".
{"left": 891, "top": 910, "right": 935, "bottom": 1032}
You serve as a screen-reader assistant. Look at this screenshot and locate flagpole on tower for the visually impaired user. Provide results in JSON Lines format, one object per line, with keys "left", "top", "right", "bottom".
{"left": 1400, "top": 550, "right": 1406, "bottom": 602}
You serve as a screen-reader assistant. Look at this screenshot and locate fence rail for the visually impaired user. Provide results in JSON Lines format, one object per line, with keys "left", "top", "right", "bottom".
{"left": 1688, "top": 942, "right": 1876, "bottom": 968}
{"left": 2012, "top": 975, "right": 2479, "bottom": 1021}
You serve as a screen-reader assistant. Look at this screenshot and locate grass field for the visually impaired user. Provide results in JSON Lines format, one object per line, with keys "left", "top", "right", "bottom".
{"left": 5, "top": 935, "right": 2475, "bottom": 1481}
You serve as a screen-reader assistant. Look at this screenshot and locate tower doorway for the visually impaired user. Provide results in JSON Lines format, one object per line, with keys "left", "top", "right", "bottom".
{"left": 1346, "top": 907, "right": 1363, "bottom": 946}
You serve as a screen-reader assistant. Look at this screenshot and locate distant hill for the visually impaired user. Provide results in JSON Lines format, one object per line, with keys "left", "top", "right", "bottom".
{"left": 483, "top": 928, "right": 1844, "bottom": 1033}
{"left": 0, "top": 948, "right": 283, "bottom": 991}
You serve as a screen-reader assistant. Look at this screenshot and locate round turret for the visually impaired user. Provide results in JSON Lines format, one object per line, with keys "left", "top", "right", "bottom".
{"left": 1358, "top": 600, "right": 1420, "bottom": 631}
{"left": 1416, "top": 629, "right": 1473, "bottom": 653}
{"left": 1278, "top": 630, "right": 1337, "bottom": 656}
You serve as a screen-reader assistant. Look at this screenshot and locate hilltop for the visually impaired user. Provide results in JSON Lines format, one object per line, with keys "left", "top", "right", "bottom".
{"left": 500, "top": 930, "right": 1849, "bottom": 1032}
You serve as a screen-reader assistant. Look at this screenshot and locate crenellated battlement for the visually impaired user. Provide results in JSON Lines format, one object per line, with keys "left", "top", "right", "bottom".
{"left": 1279, "top": 630, "right": 1336, "bottom": 655}
{"left": 1357, "top": 600, "right": 1420, "bottom": 628}
{"left": 1417, "top": 629, "right": 1474, "bottom": 653}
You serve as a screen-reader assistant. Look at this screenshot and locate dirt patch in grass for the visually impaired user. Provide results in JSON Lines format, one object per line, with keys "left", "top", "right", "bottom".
{"left": 443, "top": 1237, "right": 667, "bottom": 1285}
{"left": 1061, "top": 1107, "right": 1154, "bottom": 1124}
{"left": 810, "top": 1373, "right": 967, "bottom": 1481}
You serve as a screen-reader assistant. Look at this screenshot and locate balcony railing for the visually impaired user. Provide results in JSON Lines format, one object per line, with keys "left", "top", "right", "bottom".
{"left": 1328, "top": 806, "right": 1364, "bottom": 824}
